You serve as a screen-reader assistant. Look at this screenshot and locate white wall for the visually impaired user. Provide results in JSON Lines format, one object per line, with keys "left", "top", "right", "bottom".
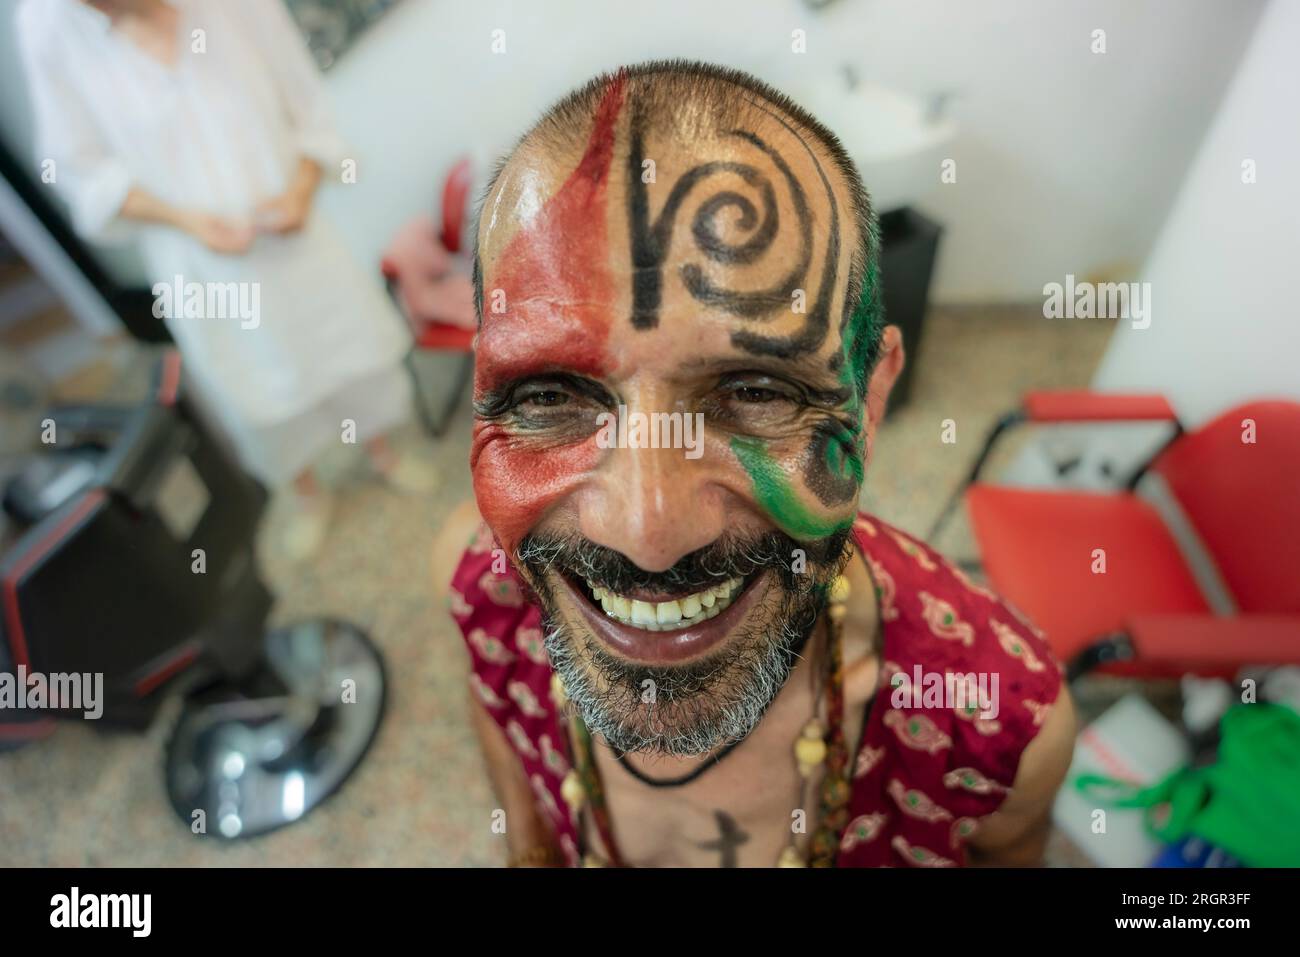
{"left": 1092, "top": 0, "right": 1300, "bottom": 427}
{"left": 0, "top": 0, "right": 1266, "bottom": 303}
{"left": 312, "top": 0, "right": 1263, "bottom": 303}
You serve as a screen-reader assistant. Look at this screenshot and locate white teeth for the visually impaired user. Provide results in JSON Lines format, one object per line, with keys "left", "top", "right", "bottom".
{"left": 586, "top": 576, "right": 746, "bottom": 631}
{"left": 656, "top": 600, "right": 683, "bottom": 625}
{"left": 630, "top": 600, "right": 657, "bottom": 627}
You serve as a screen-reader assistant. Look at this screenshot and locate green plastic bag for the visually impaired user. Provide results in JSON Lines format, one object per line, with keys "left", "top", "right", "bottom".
{"left": 1075, "top": 703, "right": 1300, "bottom": 867}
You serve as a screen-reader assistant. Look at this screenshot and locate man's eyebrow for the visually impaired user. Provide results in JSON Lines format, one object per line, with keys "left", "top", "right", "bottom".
{"left": 677, "top": 353, "right": 834, "bottom": 383}
{"left": 677, "top": 354, "right": 854, "bottom": 405}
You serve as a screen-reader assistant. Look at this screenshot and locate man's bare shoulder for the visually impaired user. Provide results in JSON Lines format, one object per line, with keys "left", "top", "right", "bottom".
{"left": 431, "top": 499, "right": 484, "bottom": 600}
{"left": 966, "top": 685, "right": 1077, "bottom": 864}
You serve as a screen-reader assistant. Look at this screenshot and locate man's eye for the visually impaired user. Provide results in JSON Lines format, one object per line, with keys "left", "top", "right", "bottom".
{"left": 522, "top": 390, "right": 570, "bottom": 408}
{"left": 732, "top": 385, "right": 786, "bottom": 404}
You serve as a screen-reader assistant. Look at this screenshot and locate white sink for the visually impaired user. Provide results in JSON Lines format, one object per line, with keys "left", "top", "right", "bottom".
{"left": 794, "top": 78, "right": 957, "bottom": 214}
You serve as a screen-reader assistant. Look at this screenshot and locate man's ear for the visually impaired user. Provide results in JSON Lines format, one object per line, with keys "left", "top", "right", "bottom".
{"left": 863, "top": 325, "right": 905, "bottom": 458}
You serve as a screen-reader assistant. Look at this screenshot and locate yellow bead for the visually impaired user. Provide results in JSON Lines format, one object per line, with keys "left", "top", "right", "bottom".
{"left": 550, "top": 674, "right": 568, "bottom": 707}
{"left": 560, "top": 771, "right": 586, "bottom": 812}
{"left": 582, "top": 855, "right": 606, "bottom": 868}
{"left": 777, "top": 846, "right": 807, "bottom": 868}
{"left": 829, "top": 575, "right": 851, "bottom": 604}
{"left": 828, "top": 603, "right": 847, "bottom": 623}
{"left": 795, "top": 735, "right": 827, "bottom": 768}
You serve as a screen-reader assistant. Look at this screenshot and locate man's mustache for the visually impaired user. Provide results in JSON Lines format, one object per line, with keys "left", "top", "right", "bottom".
{"left": 515, "top": 528, "right": 846, "bottom": 596}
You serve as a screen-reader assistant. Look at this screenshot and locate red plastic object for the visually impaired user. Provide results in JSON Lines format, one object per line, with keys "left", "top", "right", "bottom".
{"left": 1022, "top": 390, "right": 1177, "bottom": 423}
{"left": 967, "top": 485, "right": 1211, "bottom": 672}
{"left": 379, "top": 163, "right": 478, "bottom": 435}
{"left": 1151, "top": 401, "right": 1300, "bottom": 616}
{"left": 440, "top": 157, "right": 473, "bottom": 254}
{"left": 414, "top": 321, "right": 474, "bottom": 352}
{"left": 1127, "top": 614, "right": 1300, "bottom": 668}
{"left": 965, "top": 397, "right": 1300, "bottom": 677}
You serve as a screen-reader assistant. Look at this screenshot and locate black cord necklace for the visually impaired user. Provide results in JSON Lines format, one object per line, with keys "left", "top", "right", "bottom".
{"left": 614, "top": 737, "right": 745, "bottom": 788}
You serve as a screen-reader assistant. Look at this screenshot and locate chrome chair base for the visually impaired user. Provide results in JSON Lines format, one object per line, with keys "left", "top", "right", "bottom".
{"left": 165, "top": 619, "right": 385, "bottom": 839}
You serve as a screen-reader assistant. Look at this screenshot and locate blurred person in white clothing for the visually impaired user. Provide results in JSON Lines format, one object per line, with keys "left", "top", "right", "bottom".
{"left": 17, "top": 0, "right": 437, "bottom": 560}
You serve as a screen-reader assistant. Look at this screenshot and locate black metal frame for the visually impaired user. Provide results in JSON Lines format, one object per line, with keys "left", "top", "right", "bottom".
{"left": 406, "top": 348, "right": 473, "bottom": 438}
{"left": 382, "top": 274, "right": 473, "bottom": 437}
{"left": 927, "top": 409, "right": 1025, "bottom": 543}
{"left": 925, "top": 398, "right": 1187, "bottom": 683}
{"left": 928, "top": 403, "right": 1185, "bottom": 544}
{"left": 0, "top": 137, "right": 168, "bottom": 343}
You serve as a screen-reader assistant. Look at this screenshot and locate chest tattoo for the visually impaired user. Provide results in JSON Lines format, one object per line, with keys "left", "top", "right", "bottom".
{"left": 694, "top": 810, "right": 751, "bottom": 867}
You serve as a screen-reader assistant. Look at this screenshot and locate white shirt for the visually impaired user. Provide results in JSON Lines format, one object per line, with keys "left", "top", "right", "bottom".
{"left": 17, "top": 0, "right": 411, "bottom": 426}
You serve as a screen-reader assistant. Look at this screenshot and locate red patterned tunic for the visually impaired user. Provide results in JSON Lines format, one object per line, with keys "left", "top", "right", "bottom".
{"left": 449, "top": 512, "right": 1063, "bottom": 867}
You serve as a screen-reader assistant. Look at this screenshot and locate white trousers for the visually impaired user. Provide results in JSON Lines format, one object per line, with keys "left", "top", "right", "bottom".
{"left": 218, "top": 360, "right": 415, "bottom": 487}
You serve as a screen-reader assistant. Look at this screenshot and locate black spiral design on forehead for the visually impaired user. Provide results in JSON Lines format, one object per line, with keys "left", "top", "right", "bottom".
{"left": 626, "top": 100, "right": 840, "bottom": 359}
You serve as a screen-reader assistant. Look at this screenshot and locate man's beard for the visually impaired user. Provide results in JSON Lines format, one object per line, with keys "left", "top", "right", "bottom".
{"left": 515, "top": 527, "right": 851, "bottom": 757}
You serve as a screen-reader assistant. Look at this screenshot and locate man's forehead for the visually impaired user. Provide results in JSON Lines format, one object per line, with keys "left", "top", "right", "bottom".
{"left": 480, "top": 98, "right": 849, "bottom": 271}
{"left": 475, "top": 83, "right": 858, "bottom": 376}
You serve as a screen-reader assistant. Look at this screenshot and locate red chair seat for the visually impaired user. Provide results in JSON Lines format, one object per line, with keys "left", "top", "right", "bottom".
{"left": 414, "top": 321, "right": 474, "bottom": 352}
{"left": 966, "top": 484, "right": 1211, "bottom": 666}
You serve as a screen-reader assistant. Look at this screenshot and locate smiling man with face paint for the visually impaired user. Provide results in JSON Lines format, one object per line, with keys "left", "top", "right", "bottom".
{"left": 434, "top": 61, "right": 1076, "bottom": 868}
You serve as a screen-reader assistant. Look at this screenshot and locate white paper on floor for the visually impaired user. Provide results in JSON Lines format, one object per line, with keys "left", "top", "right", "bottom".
{"left": 1052, "top": 693, "right": 1190, "bottom": 868}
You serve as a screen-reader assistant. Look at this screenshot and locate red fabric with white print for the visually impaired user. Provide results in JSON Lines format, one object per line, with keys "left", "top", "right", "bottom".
{"left": 449, "top": 513, "right": 1063, "bottom": 867}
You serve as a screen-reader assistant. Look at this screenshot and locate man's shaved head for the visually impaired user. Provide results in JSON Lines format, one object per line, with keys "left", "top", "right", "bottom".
{"left": 474, "top": 59, "right": 883, "bottom": 390}
{"left": 468, "top": 60, "right": 898, "bottom": 755}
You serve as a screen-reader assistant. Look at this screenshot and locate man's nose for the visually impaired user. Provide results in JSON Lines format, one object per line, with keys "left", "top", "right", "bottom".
{"left": 578, "top": 441, "right": 725, "bottom": 573}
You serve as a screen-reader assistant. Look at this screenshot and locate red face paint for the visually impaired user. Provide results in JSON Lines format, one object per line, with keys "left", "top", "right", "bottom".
{"left": 471, "top": 424, "right": 602, "bottom": 557}
{"left": 472, "top": 73, "right": 626, "bottom": 555}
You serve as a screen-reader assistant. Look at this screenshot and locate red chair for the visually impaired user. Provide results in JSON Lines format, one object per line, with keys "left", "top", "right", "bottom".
{"left": 932, "top": 392, "right": 1300, "bottom": 680}
{"left": 381, "top": 157, "right": 476, "bottom": 436}
{"left": 439, "top": 155, "right": 473, "bottom": 255}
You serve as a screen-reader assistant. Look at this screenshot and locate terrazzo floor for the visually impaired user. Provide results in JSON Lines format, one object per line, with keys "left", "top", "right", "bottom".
{"left": 0, "top": 305, "right": 1116, "bottom": 866}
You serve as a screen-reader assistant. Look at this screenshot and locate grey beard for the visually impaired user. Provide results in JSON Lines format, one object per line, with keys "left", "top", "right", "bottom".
{"left": 541, "top": 578, "right": 824, "bottom": 757}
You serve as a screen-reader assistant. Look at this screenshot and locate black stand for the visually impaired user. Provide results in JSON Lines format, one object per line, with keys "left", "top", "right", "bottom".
{"left": 879, "top": 207, "right": 943, "bottom": 414}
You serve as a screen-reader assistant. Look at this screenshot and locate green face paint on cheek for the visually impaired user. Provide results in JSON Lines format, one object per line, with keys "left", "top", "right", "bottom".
{"left": 730, "top": 218, "right": 881, "bottom": 542}
{"left": 730, "top": 435, "right": 854, "bottom": 540}
{"left": 822, "top": 420, "right": 864, "bottom": 485}
{"left": 814, "top": 255, "right": 880, "bottom": 493}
